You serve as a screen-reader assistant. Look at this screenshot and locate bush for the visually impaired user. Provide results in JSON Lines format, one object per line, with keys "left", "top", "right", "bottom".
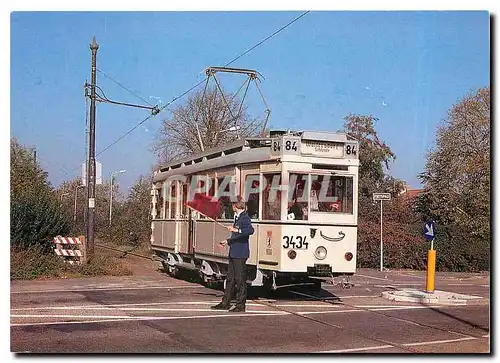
{"left": 357, "top": 221, "right": 428, "bottom": 270}
{"left": 10, "top": 245, "right": 66, "bottom": 280}
{"left": 356, "top": 221, "right": 489, "bottom": 272}
{"left": 11, "top": 138, "right": 73, "bottom": 251}
{"left": 11, "top": 195, "right": 72, "bottom": 251}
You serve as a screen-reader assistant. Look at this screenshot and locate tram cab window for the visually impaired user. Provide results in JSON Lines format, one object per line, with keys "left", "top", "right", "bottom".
{"left": 310, "top": 175, "right": 354, "bottom": 214}
{"left": 262, "top": 173, "right": 281, "bottom": 220}
{"left": 288, "top": 174, "right": 309, "bottom": 220}
{"left": 244, "top": 175, "right": 260, "bottom": 219}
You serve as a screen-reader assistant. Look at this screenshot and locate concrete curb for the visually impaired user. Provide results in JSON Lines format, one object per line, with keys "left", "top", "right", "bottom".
{"left": 381, "top": 289, "right": 483, "bottom": 305}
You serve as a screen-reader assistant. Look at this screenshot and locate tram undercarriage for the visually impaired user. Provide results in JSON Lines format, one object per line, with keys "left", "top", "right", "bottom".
{"left": 153, "top": 250, "right": 353, "bottom": 291}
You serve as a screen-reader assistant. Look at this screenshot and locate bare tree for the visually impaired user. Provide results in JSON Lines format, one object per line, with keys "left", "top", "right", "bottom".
{"left": 153, "top": 86, "right": 264, "bottom": 164}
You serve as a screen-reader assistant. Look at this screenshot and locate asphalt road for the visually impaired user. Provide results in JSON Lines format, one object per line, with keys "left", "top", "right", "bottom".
{"left": 11, "top": 268, "right": 490, "bottom": 353}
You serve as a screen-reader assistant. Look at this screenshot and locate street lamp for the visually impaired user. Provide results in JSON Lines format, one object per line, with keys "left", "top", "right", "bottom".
{"left": 59, "top": 192, "right": 70, "bottom": 207}
{"left": 109, "top": 170, "right": 126, "bottom": 226}
{"left": 215, "top": 125, "right": 241, "bottom": 140}
{"left": 74, "top": 185, "right": 85, "bottom": 222}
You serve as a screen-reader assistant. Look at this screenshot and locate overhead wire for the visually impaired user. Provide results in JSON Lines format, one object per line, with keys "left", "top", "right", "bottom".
{"left": 62, "top": 11, "right": 311, "bottom": 178}
{"left": 97, "top": 68, "right": 154, "bottom": 107}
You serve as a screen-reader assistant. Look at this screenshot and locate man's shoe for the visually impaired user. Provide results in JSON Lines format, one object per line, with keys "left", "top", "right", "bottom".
{"left": 228, "top": 305, "right": 245, "bottom": 313}
{"left": 211, "top": 302, "right": 230, "bottom": 310}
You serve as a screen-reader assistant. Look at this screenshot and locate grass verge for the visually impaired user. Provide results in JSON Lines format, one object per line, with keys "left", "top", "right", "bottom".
{"left": 11, "top": 245, "right": 133, "bottom": 280}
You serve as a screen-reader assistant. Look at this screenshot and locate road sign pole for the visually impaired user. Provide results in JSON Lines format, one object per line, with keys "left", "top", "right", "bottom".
{"left": 426, "top": 240, "right": 436, "bottom": 293}
{"left": 380, "top": 200, "right": 383, "bottom": 272}
{"left": 423, "top": 221, "right": 436, "bottom": 293}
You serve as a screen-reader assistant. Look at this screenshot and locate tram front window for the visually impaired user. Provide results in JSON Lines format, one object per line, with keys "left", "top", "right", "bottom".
{"left": 288, "top": 173, "right": 309, "bottom": 220}
{"left": 244, "top": 175, "right": 260, "bottom": 219}
{"left": 262, "top": 173, "right": 281, "bottom": 220}
{"left": 310, "top": 174, "right": 354, "bottom": 214}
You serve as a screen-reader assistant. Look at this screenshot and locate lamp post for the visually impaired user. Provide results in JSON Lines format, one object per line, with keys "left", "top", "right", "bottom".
{"left": 215, "top": 125, "right": 241, "bottom": 141}
{"left": 60, "top": 192, "right": 70, "bottom": 207}
{"left": 74, "top": 185, "right": 85, "bottom": 222}
{"left": 109, "top": 170, "right": 126, "bottom": 226}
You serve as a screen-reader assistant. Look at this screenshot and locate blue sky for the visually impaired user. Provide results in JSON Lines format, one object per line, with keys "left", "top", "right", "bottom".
{"left": 10, "top": 11, "right": 490, "bottom": 192}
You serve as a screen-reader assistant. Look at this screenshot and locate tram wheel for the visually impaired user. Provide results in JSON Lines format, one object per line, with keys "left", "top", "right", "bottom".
{"left": 167, "top": 265, "right": 179, "bottom": 278}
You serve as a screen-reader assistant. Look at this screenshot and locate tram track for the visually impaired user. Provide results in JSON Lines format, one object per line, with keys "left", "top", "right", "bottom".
{"left": 247, "top": 288, "right": 486, "bottom": 353}
{"left": 95, "top": 243, "right": 488, "bottom": 352}
{"left": 251, "top": 295, "right": 418, "bottom": 353}
{"left": 285, "top": 289, "right": 488, "bottom": 340}
{"left": 95, "top": 243, "right": 153, "bottom": 260}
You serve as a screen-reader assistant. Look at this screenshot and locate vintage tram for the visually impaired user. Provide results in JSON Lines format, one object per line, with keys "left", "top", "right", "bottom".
{"left": 150, "top": 130, "right": 359, "bottom": 289}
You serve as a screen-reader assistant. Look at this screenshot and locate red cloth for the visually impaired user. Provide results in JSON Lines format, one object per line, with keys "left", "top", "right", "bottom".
{"left": 186, "top": 193, "right": 221, "bottom": 220}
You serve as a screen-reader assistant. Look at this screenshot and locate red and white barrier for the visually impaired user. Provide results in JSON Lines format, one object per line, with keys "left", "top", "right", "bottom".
{"left": 54, "top": 249, "right": 83, "bottom": 257}
{"left": 53, "top": 235, "right": 86, "bottom": 265}
{"left": 53, "top": 236, "right": 83, "bottom": 245}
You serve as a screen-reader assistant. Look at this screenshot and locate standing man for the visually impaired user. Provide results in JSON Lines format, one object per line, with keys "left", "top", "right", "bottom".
{"left": 212, "top": 199, "right": 254, "bottom": 312}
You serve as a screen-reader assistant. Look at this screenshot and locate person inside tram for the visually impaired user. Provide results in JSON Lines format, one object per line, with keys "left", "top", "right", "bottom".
{"left": 218, "top": 197, "right": 234, "bottom": 220}
{"left": 287, "top": 198, "right": 304, "bottom": 220}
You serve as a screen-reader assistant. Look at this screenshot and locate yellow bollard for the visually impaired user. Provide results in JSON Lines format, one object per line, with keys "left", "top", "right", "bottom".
{"left": 426, "top": 249, "right": 436, "bottom": 293}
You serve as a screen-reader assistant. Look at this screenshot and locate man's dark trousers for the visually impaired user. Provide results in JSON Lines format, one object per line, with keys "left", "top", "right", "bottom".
{"left": 222, "top": 257, "right": 247, "bottom": 308}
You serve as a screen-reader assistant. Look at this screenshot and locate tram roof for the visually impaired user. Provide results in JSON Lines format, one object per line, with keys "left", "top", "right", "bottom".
{"left": 156, "top": 130, "right": 355, "bottom": 173}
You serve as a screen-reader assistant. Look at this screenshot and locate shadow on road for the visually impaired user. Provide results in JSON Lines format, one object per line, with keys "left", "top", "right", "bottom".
{"left": 422, "top": 304, "right": 490, "bottom": 333}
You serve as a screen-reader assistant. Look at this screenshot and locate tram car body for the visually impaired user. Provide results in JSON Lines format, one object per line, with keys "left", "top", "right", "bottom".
{"left": 150, "top": 130, "right": 359, "bottom": 289}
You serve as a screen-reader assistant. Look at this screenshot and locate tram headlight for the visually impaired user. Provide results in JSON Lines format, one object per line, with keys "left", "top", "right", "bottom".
{"left": 287, "top": 250, "right": 297, "bottom": 259}
{"left": 314, "top": 246, "right": 327, "bottom": 260}
{"left": 345, "top": 252, "right": 353, "bottom": 261}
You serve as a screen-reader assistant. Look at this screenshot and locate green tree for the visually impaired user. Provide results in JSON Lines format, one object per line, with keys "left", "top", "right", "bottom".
{"left": 10, "top": 138, "right": 72, "bottom": 250}
{"left": 417, "top": 87, "right": 490, "bottom": 271}
{"left": 100, "top": 175, "right": 152, "bottom": 249}
{"left": 342, "top": 115, "right": 422, "bottom": 269}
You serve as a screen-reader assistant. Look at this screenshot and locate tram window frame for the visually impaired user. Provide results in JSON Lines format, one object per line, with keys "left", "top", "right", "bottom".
{"left": 309, "top": 174, "right": 354, "bottom": 214}
{"left": 262, "top": 173, "right": 282, "bottom": 221}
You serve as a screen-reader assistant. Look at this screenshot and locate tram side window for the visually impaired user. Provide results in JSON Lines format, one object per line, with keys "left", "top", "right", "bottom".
{"left": 161, "top": 182, "right": 170, "bottom": 219}
{"left": 153, "top": 186, "right": 164, "bottom": 219}
{"left": 217, "top": 177, "right": 235, "bottom": 220}
{"left": 262, "top": 173, "right": 281, "bottom": 220}
{"left": 170, "top": 183, "right": 178, "bottom": 218}
{"left": 181, "top": 183, "right": 188, "bottom": 217}
{"left": 310, "top": 175, "right": 353, "bottom": 214}
{"left": 195, "top": 176, "right": 207, "bottom": 220}
{"left": 288, "top": 173, "right": 309, "bottom": 220}
{"left": 245, "top": 175, "right": 260, "bottom": 219}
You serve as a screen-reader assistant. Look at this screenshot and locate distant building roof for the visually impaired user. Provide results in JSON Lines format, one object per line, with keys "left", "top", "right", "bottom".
{"left": 405, "top": 188, "right": 424, "bottom": 199}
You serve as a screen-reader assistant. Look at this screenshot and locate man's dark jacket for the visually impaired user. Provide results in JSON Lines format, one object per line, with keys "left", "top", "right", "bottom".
{"left": 226, "top": 211, "right": 254, "bottom": 259}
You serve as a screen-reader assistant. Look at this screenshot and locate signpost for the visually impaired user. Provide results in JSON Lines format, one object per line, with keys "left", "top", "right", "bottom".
{"left": 424, "top": 220, "right": 436, "bottom": 293}
{"left": 82, "top": 161, "right": 102, "bottom": 186}
{"left": 373, "top": 193, "right": 391, "bottom": 271}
